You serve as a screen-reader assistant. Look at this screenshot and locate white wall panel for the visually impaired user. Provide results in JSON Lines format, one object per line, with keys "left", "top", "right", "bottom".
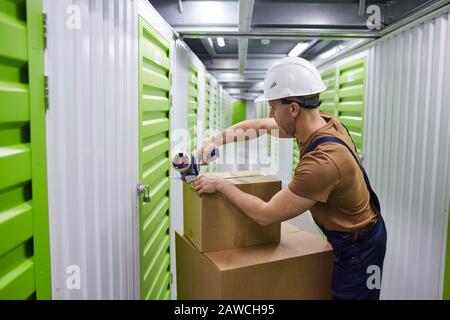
{"left": 364, "top": 12, "right": 450, "bottom": 299}
{"left": 169, "top": 40, "right": 189, "bottom": 300}
{"left": 44, "top": 0, "right": 138, "bottom": 299}
{"left": 169, "top": 39, "right": 209, "bottom": 299}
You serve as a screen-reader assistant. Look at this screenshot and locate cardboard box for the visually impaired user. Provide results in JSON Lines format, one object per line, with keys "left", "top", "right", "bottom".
{"left": 176, "top": 223, "right": 334, "bottom": 300}
{"left": 183, "top": 171, "right": 282, "bottom": 252}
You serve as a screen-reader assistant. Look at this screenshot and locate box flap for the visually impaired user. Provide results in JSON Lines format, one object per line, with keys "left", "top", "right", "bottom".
{"left": 204, "top": 230, "right": 333, "bottom": 271}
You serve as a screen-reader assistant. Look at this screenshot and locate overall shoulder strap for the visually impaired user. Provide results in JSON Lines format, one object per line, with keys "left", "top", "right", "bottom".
{"left": 301, "top": 136, "right": 381, "bottom": 214}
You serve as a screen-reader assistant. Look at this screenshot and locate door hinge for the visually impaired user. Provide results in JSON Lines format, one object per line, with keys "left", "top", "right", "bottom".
{"left": 44, "top": 75, "right": 49, "bottom": 111}
{"left": 43, "top": 13, "right": 48, "bottom": 50}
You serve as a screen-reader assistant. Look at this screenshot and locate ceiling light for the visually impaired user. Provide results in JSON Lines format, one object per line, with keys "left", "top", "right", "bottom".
{"left": 260, "top": 39, "right": 271, "bottom": 45}
{"left": 288, "top": 42, "right": 309, "bottom": 57}
{"left": 217, "top": 37, "right": 225, "bottom": 47}
{"left": 319, "top": 45, "right": 345, "bottom": 59}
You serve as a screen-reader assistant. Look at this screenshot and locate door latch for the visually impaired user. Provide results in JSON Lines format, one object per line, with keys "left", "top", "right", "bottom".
{"left": 137, "top": 183, "right": 151, "bottom": 203}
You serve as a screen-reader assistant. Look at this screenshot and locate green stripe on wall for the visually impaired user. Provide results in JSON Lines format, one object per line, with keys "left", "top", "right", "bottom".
{"left": 444, "top": 201, "right": 450, "bottom": 300}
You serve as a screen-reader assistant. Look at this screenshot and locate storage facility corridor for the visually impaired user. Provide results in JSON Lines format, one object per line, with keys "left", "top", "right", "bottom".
{"left": 0, "top": 0, "right": 450, "bottom": 301}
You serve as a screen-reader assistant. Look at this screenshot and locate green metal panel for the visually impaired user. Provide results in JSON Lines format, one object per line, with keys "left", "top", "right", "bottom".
{"left": 219, "top": 91, "right": 223, "bottom": 128}
{"left": 292, "top": 142, "right": 300, "bottom": 172}
{"left": 0, "top": 0, "right": 51, "bottom": 300}
{"left": 204, "top": 77, "right": 211, "bottom": 173}
{"left": 255, "top": 102, "right": 272, "bottom": 158}
{"left": 232, "top": 100, "right": 246, "bottom": 125}
{"left": 205, "top": 76, "right": 210, "bottom": 131}
{"left": 263, "top": 101, "right": 272, "bottom": 156}
{"left": 319, "top": 68, "right": 338, "bottom": 117}
{"left": 208, "top": 84, "right": 218, "bottom": 172}
{"left": 444, "top": 201, "right": 450, "bottom": 300}
{"left": 211, "top": 84, "right": 216, "bottom": 130}
{"left": 188, "top": 64, "right": 198, "bottom": 153}
{"left": 220, "top": 91, "right": 223, "bottom": 128}
{"left": 138, "top": 17, "right": 171, "bottom": 300}
{"left": 337, "top": 57, "right": 367, "bottom": 155}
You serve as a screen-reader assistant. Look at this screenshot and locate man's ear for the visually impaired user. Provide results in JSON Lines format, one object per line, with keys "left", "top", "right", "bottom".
{"left": 290, "top": 102, "right": 301, "bottom": 118}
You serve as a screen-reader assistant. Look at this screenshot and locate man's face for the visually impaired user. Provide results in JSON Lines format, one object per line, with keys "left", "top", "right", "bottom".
{"left": 268, "top": 99, "right": 298, "bottom": 136}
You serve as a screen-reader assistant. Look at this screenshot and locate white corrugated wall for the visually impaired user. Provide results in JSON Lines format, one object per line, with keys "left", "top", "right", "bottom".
{"left": 169, "top": 39, "right": 208, "bottom": 299}
{"left": 44, "top": 0, "right": 138, "bottom": 299}
{"left": 364, "top": 11, "right": 450, "bottom": 299}
{"left": 169, "top": 40, "right": 189, "bottom": 301}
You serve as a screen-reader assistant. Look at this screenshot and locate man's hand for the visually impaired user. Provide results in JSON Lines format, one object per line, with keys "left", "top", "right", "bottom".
{"left": 197, "top": 140, "right": 219, "bottom": 165}
{"left": 193, "top": 174, "right": 316, "bottom": 225}
{"left": 193, "top": 174, "right": 228, "bottom": 196}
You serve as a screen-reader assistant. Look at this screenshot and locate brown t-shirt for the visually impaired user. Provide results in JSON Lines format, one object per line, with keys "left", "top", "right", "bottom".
{"left": 288, "top": 113, "right": 377, "bottom": 232}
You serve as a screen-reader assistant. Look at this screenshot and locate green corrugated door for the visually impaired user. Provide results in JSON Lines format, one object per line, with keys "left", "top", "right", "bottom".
{"left": 232, "top": 100, "right": 246, "bottom": 125}
{"left": 212, "top": 84, "right": 217, "bottom": 130}
{"left": 264, "top": 102, "right": 272, "bottom": 156}
{"left": 0, "top": 0, "right": 51, "bottom": 300}
{"left": 203, "top": 77, "right": 210, "bottom": 173}
{"left": 226, "top": 96, "right": 231, "bottom": 127}
{"left": 219, "top": 91, "right": 223, "bottom": 128}
{"left": 337, "top": 57, "right": 367, "bottom": 155}
{"left": 221, "top": 91, "right": 224, "bottom": 128}
{"left": 320, "top": 68, "right": 338, "bottom": 117}
{"left": 444, "top": 201, "right": 450, "bottom": 299}
{"left": 205, "top": 76, "right": 210, "bottom": 131}
{"left": 188, "top": 64, "right": 198, "bottom": 153}
{"left": 138, "top": 17, "right": 171, "bottom": 300}
{"left": 292, "top": 142, "right": 300, "bottom": 172}
{"left": 256, "top": 102, "right": 271, "bottom": 159}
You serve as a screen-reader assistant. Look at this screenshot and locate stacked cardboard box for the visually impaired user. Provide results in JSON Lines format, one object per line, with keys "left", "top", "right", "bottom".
{"left": 182, "top": 171, "right": 282, "bottom": 252}
{"left": 177, "top": 171, "right": 334, "bottom": 300}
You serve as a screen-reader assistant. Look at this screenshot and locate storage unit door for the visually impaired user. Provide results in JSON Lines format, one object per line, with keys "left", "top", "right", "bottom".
{"left": 292, "top": 143, "right": 300, "bottom": 172}
{"left": 337, "top": 57, "right": 367, "bottom": 155}
{"left": 188, "top": 64, "right": 198, "bottom": 153}
{"left": 205, "top": 76, "right": 210, "bottom": 132}
{"left": 212, "top": 84, "right": 217, "bottom": 130}
{"left": 138, "top": 16, "right": 171, "bottom": 300}
{"left": 320, "top": 68, "right": 338, "bottom": 117}
{"left": 0, "top": 0, "right": 51, "bottom": 300}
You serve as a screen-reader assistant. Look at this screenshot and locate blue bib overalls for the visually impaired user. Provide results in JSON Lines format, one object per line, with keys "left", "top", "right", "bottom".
{"left": 302, "top": 135, "right": 387, "bottom": 300}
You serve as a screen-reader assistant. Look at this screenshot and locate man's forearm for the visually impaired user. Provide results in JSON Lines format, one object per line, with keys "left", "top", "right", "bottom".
{"left": 208, "top": 119, "right": 272, "bottom": 146}
{"left": 217, "top": 179, "right": 271, "bottom": 226}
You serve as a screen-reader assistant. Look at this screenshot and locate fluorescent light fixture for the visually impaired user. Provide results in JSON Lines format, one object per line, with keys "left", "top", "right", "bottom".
{"left": 319, "top": 45, "right": 345, "bottom": 59}
{"left": 288, "top": 42, "right": 309, "bottom": 57}
{"left": 217, "top": 37, "right": 225, "bottom": 47}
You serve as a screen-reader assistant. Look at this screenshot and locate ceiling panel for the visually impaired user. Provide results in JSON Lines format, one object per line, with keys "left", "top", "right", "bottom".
{"left": 248, "top": 39, "right": 300, "bottom": 55}
{"left": 213, "top": 38, "right": 238, "bottom": 54}
{"left": 151, "top": 0, "right": 448, "bottom": 99}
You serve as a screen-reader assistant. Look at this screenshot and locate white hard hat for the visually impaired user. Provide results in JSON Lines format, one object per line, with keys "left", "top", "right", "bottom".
{"left": 255, "top": 57, "right": 327, "bottom": 102}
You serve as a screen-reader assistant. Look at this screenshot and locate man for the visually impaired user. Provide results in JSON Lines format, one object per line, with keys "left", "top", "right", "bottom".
{"left": 194, "top": 57, "right": 387, "bottom": 300}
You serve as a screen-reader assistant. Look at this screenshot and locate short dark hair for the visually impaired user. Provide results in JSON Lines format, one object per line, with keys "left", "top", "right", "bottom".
{"left": 280, "top": 94, "right": 321, "bottom": 109}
